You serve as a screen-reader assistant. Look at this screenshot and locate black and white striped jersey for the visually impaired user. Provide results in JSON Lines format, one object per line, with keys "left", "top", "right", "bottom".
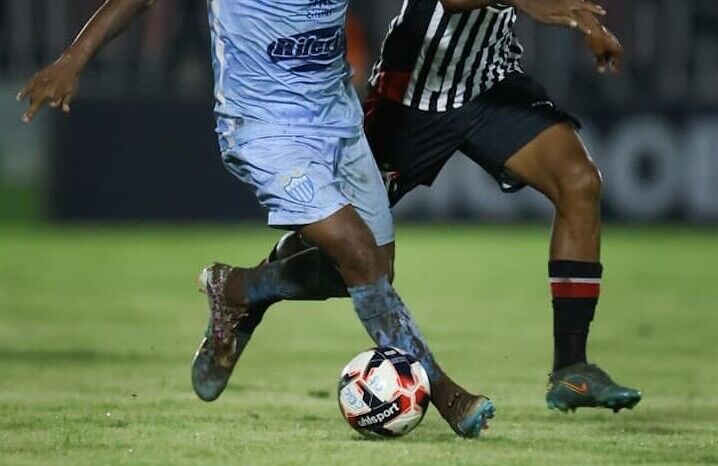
{"left": 368, "top": 1, "right": 524, "bottom": 112}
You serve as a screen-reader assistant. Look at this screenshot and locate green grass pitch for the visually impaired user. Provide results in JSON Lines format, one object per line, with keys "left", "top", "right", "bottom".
{"left": 1, "top": 225, "right": 716, "bottom": 466}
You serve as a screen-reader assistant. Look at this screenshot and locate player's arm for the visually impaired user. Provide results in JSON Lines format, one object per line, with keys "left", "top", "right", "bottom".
{"left": 17, "top": 0, "right": 159, "bottom": 123}
{"left": 575, "top": 10, "right": 623, "bottom": 74}
{"left": 440, "top": 0, "right": 623, "bottom": 75}
{"left": 507, "top": 1, "right": 623, "bottom": 73}
{"left": 440, "top": 0, "right": 606, "bottom": 36}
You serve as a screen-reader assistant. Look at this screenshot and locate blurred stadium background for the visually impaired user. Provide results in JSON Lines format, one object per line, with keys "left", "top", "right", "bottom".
{"left": 1, "top": 2, "right": 717, "bottom": 465}
{"left": 1, "top": 0, "right": 717, "bottom": 224}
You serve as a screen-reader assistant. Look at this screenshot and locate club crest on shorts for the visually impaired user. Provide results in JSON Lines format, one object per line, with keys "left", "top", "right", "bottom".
{"left": 284, "top": 174, "right": 315, "bottom": 203}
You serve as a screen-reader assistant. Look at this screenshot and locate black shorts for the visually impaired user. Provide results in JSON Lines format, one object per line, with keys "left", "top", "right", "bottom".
{"left": 364, "top": 72, "right": 580, "bottom": 206}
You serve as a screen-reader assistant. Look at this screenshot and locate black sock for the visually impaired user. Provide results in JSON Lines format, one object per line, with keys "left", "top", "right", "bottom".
{"left": 272, "top": 246, "right": 349, "bottom": 301}
{"left": 266, "top": 232, "right": 349, "bottom": 301}
{"left": 549, "top": 260, "right": 603, "bottom": 371}
{"left": 235, "top": 240, "right": 348, "bottom": 335}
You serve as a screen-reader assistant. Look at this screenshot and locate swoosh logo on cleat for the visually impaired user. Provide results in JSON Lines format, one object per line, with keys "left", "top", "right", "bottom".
{"left": 559, "top": 381, "right": 589, "bottom": 395}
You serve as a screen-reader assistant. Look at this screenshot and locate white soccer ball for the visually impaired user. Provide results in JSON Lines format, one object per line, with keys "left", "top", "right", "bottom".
{"left": 337, "top": 347, "right": 431, "bottom": 438}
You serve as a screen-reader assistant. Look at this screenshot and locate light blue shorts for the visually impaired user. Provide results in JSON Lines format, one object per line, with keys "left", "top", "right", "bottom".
{"left": 217, "top": 117, "right": 394, "bottom": 246}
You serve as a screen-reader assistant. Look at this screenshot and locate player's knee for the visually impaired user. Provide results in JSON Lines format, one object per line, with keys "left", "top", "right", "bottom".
{"left": 340, "top": 243, "right": 383, "bottom": 283}
{"left": 556, "top": 158, "right": 602, "bottom": 208}
{"left": 302, "top": 207, "right": 388, "bottom": 284}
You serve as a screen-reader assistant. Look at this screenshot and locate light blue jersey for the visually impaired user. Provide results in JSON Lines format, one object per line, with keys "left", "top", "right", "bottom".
{"left": 207, "top": 0, "right": 363, "bottom": 138}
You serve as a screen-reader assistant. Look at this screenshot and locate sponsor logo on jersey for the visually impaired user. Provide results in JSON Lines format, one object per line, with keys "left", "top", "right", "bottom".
{"left": 356, "top": 402, "right": 401, "bottom": 427}
{"left": 306, "top": 0, "right": 338, "bottom": 19}
{"left": 267, "top": 26, "right": 344, "bottom": 72}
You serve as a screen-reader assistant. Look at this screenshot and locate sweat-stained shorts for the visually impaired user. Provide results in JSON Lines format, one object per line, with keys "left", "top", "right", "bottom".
{"left": 216, "top": 116, "right": 395, "bottom": 247}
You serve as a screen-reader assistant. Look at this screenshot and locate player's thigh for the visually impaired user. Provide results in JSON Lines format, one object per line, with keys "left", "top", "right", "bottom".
{"left": 459, "top": 73, "right": 582, "bottom": 193}
{"left": 335, "top": 134, "right": 395, "bottom": 248}
{"left": 503, "top": 123, "right": 600, "bottom": 203}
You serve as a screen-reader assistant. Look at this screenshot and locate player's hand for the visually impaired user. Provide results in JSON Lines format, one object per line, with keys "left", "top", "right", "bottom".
{"left": 17, "top": 55, "right": 82, "bottom": 123}
{"left": 511, "top": 0, "right": 606, "bottom": 36}
{"left": 585, "top": 25, "right": 623, "bottom": 73}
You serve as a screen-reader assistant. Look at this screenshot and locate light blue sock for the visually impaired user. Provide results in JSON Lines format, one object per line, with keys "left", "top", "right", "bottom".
{"left": 348, "top": 276, "right": 439, "bottom": 381}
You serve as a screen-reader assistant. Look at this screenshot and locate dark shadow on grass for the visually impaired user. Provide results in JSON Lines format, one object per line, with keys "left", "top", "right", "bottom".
{"left": 224, "top": 383, "right": 270, "bottom": 393}
{"left": 349, "top": 431, "right": 463, "bottom": 443}
{"left": 0, "top": 348, "right": 162, "bottom": 364}
{"left": 598, "top": 423, "right": 698, "bottom": 436}
{"left": 380, "top": 430, "right": 638, "bottom": 445}
{"left": 308, "top": 389, "right": 330, "bottom": 399}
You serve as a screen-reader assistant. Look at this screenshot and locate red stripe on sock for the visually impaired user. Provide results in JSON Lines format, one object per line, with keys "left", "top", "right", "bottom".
{"left": 551, "top": 282, "right": 601, "bottom": 299}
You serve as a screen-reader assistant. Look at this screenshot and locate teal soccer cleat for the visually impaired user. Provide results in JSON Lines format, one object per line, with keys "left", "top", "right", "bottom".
{"left": 546, "top": 362, "right": 642, "bottom": 413}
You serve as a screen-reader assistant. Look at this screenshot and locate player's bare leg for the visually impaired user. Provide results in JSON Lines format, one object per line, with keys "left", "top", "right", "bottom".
{"left": 194, "top": 205, "right": 493, "bottom": 437}
{"left": 192, "top": 231, "right": 370, "bottom": 402}
{"left": 192, "top": 242, "right": 350, "bottom": 401}
{"left": 195, "top": 206, "right": 494, "bottom": 436}
{"left": 504, "top": 123, "right": 641, "bottom": 412}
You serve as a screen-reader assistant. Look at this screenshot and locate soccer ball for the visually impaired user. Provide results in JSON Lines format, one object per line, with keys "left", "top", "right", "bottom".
{"left": 337, "top": 347, "right": 431, "bottom": 438}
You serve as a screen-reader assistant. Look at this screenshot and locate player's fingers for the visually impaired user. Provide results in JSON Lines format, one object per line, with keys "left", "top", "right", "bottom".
{"left": 574, "top": 16, "right": 595, "bottom": 36}
{"left": 22, "top": 96, "right": 45, "bottom": 123}
{"left": 16, "top": 85, "right": 30, "bottom": 102}
{"left": 44, "top": 85, "right": 60, "bottom": 108}
{"left": 22, "top": 99, "right": 42, "bottom": 123}
{"left": 595, "top": 54, "right": 608, "bottom": 74}
{"left": 574, "top": 1, "right": 606, "bottom": 16}
{"left": 62, "top": 93, "right": 74, "bottom": 113}
{"left": 556, "top": 13, "right": 594, "bottom": 35}
{"left": 551, "top": 14, "right": 579, "bottom": 30}
{"left": 50, "top": 88, "right": 66, "bottom": 109}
